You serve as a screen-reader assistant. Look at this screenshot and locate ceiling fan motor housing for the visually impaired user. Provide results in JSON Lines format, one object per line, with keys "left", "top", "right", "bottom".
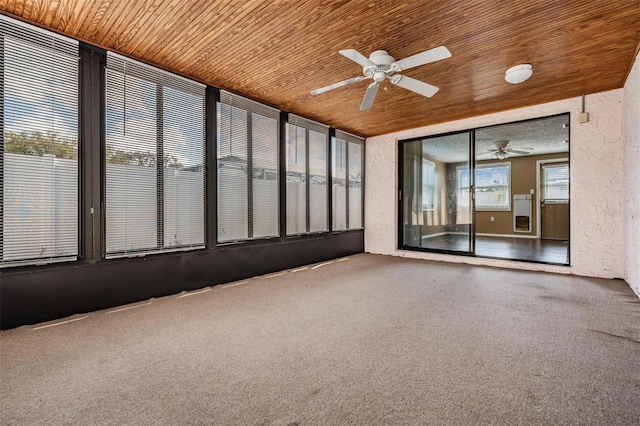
{"left": 369, "top": 50, "right": 395, "bottom": 65}
{"left": 364, "top": 50, "right": 395, "bottom": 81}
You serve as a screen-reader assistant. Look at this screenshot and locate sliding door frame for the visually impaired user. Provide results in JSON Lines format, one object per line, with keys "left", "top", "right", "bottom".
{"left": 397, "top": 129, "right": 476, "bottom": 256}
{"left": 398, "top": 112, "right": 571, "bottom": 266}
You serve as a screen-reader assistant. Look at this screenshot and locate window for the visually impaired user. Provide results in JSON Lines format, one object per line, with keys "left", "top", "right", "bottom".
{"left": 105, "top": 53, "right": 205, "bottom": 257}
{"left": 0, "top": 15, "right": 79, "bottom": 266}
{"left": 422, "top": 159, "right": 435, "bottom": 210}
{"left": 309, "top": 129, "right": 329, "bottom": 231}
{"left": 286, "top": 115, "right": 329, "bottom": 235}
{"left": 348, "top": 140, "right": 363, "bottom": 229}
{"left": 331, "top": 137, "right": 347, "bottom": 230}
{"left": 461, "top": 163, "right": 511, "bottom": 211}
{"left": 542, "top": 163, "right": 569, "bottom": 203}
{"left": 331, "top": 131, "right": 364, "bottom": 231}
{"left": 217, "top": 91, "right": 279, "bottom": 242}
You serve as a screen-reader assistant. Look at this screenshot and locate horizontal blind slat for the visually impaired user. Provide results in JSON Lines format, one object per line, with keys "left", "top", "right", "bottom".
{"left": 218, "top": 92, "right": 279, "bottom": 242}
{"left": 105, "top": 53, "right": 205, "bottom": 256}
{"left": 1, "top": 16, "right": 79, "bottom": 266}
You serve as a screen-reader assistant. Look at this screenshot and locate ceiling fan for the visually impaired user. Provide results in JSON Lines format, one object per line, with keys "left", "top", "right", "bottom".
{"left": 310, "top": 46, "right": 452, "bottom": 111}
{"left": 478, "top": 141, "right": 533, "bottom": 160}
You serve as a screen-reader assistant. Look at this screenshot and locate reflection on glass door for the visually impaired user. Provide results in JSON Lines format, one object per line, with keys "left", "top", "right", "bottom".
{"left": 399, "top": 113, "right": 570, "bottom": 265}
{"left": 400, "top": 132, "right": 473, "bottom": 253}
{"left": 540, "top": 161, "right": 569, "bottom": 240}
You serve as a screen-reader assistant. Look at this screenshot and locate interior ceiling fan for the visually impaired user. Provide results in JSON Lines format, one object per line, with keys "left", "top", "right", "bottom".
{"left": 478, "top": 141, "right": 533, "bottom": 160}
{"left": 310, "top": 46, "right": 451, "bottom": 111}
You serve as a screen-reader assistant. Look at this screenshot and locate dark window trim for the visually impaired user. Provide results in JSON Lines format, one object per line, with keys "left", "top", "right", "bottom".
{"left": 79, "top": 43, "right": 106, "bottom": 264}
{"left": 0, "top": 18, "right": 365, "bottom": 270}
{"left": 205, "top": 87, "right": 219, "bottom": 248}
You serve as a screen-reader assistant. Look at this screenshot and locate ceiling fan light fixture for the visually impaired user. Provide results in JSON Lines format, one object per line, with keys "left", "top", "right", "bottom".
{"left": 505, "top": 64, "right": 533, "bottom": 84}
{"left": 311, "top": 46, "right": 451, "bottom": 110}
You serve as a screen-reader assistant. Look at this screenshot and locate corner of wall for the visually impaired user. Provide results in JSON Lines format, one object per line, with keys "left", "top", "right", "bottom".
{"left": 623, "top": 48, "right": 640, "bottom": 298}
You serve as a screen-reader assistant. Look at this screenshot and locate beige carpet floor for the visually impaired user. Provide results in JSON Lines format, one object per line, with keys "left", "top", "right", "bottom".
{"left": 1, "top": 254, "right": 639, "bottom": 425}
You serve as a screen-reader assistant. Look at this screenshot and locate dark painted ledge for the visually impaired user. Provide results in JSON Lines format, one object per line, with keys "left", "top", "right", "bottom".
{"left": 1, "top": 230, "right": 363, "bottom": 330}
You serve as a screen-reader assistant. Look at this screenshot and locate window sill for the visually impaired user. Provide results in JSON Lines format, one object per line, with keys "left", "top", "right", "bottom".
{"left": 476, "top": 208, "right": 511, "bottom": 212}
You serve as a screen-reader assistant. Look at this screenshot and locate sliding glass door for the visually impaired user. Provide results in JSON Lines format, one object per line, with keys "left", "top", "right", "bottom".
{"left": 400, "top": 113, "right": 570, "bottom": 265}
{"left": 400, "top": 131, "right": 474, "bottom": 254}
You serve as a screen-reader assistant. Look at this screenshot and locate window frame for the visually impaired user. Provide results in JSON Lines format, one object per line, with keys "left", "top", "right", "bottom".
{"left": 471, "top": 162, "right": 512, "bottom": 212}
{"left": 104, "top": 52, "right": 206, "bottom": 259}
{"left": 285, "top": 115, "right": 329, "bottom": 235}
{"left": 542, "top": 162, "right": 569, "bottom": 204}
{"left": 216, "top": 90, "right": 280, "bottom": 244}
{"left": 331, "top": 131, "right": 365, "bottom": 231}
{"left": 421, "top": 158, "right": 436, "bottom": 211}
{"left": 0, "top": 15, "right": 80, "bottom": 268}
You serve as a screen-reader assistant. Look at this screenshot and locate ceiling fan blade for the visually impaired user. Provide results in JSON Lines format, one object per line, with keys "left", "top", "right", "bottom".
{"left": 310, "top": 76, "right": 366, "bottom": 95}
{"left": 391, "top": 75, "right": 439, "bottom": 98}
{"left": 507, "top": 149, "right": 532, "bottom": 155}
{"left": 360, "top": 81, "right": 380, "bottom": 111}
{"left": 339, "top": 49, "right": 375, "bottom": 68}
{"left": 392, "top": 46, "right": 451, "bottom": 72}
{"left": 476, "top": 150, "right": 498, "bottom": 156}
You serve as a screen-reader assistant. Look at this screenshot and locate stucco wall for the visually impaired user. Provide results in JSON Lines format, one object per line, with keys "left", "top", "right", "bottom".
{"left": 365, "top": 89, "right": 625, "bottom": 280}
{"left": 624, "top": 53, "right": 640, "bottom": 297}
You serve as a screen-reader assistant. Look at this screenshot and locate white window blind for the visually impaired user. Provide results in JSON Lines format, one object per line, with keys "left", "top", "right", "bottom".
{"left": 309, "top": 129, "right": 328, "bottom": 232}
{"left": 347, "top": 140, "right": 363, "bottom": 229}
{"left": 286, "top": 115, "right": 329, "bottom": 235}
{"left": 331, "top": 136, "right": 347, "bottom": 231}
{"left": 542, "top": 163, "right": 569, "bottom": 202}
{"left": 0, "top": 15, "right": 79, "bottom": 266}
{"left": 286, "top": 123, "right": 306, "bottom": 234}
{"left": 105, "top": 53, "right": 205, "bottom": 257}
{"left": 422, "top": 159, "right": 435, "bottom": 210}
{"left": 332, "top": 131, "right": 364, "bottom": 231}
{"left": 217, "top": 91, "right": 279, "bottom": 242}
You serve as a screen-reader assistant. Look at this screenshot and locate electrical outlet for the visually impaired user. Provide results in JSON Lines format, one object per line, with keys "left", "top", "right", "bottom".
{"left": 490, "top": 216, "right": 494, "bottom": 222}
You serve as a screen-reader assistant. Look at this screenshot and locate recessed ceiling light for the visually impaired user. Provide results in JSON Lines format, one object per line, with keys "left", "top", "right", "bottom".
{"left": 505, "top": 64, "right": 533, "bottom": 84}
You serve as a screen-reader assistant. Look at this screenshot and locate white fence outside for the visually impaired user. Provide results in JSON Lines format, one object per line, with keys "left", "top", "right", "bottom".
{"left": 3, "top": 154, "right": 361, "bottom": 262}
{"left": 3, "top": 153, "right": 77, "bottom": 262}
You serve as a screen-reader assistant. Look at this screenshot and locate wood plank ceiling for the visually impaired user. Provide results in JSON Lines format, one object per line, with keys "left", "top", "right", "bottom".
{"left": 1, "top": 0, "right": 639, "bottom": 137}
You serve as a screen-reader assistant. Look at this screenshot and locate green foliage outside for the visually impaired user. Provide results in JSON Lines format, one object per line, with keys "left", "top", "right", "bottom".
{"left": 5, "top": 130, "right": 77, "bottom": 160}
{"left": 4, "top": 130, "right": 183, "bottom": 168}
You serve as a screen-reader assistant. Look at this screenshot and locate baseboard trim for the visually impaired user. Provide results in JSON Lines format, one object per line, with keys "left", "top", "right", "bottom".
{"left": 476, "top": 233, "right": 538, "bottom": 239}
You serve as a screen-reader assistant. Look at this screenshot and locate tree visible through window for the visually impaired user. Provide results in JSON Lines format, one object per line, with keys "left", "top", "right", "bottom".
{"left": 1, "top": 16, "right": 79, "bottom": 265}
{"left": 105, "top": 53, "right": 205, "bottom": 257}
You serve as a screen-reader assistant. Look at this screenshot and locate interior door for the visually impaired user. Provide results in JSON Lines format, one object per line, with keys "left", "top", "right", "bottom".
{"left": 400, "top": 131, "right": 474, "bottom": 253}
{"left": 540, "top": 161, "right": 569, "bottom": 240}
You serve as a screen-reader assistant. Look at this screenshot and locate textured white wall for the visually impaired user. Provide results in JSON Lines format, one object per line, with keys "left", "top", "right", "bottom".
{"left": 365, "top": 89, "right": 625, "bottom": 280}
{"left": 624, "top": 53, "right": 640, "bottom": 297}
